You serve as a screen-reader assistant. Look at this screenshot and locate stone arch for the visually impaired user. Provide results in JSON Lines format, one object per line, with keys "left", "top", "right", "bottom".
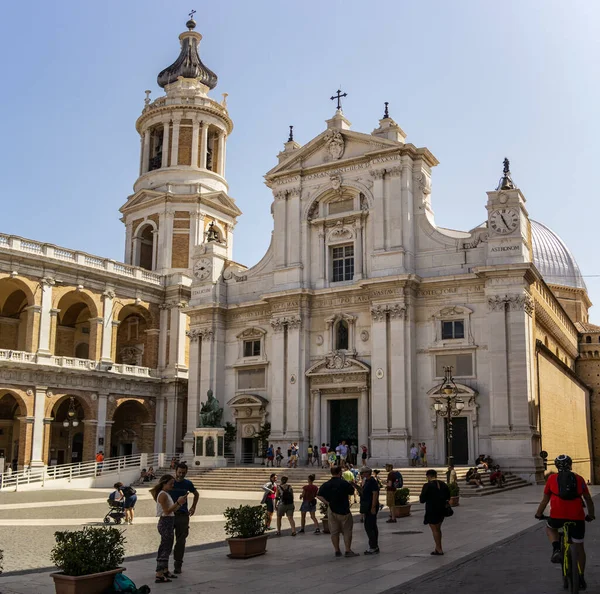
{"left": 586, "top": 335, "right": 592, "bottom": 343}
{"left": 133, "top": 220, "right": 158, "bottom": 271}
{"left": 115, "top": 303, "right": 155, "bottom": 368}
{"left": 304, "top": 182, "right": 374, "bottom": 221}
{"left": 108, "top": 397, "right": 154, "bottom": 457}
{"left": 0, "top": 390, "right": 27, "bottom": 469}
{"left": 47, "top": 394, "right": 95, "bottom": 465}
{"left": 54, "top": 290, "right": 101, "bottom": 359}
{"left": 0, "top": 277, "right": 35, "bottom": 351}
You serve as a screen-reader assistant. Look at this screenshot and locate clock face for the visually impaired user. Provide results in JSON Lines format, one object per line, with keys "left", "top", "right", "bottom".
{"left": 489, "top": 208, "right": 519, "bottom": 235}
{"left": 193, "top": 258, "right": 212, "bottom": 281}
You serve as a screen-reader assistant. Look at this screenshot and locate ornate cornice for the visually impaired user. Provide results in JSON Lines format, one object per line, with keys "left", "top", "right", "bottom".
{"left": 370, "top": 303, "right": 407, "bottom": 322}
{"left": 270, "top": 315, "right": 302, "bottom": 332}
{"left": 487, "top": 293, "right": 534, "bottom": 316}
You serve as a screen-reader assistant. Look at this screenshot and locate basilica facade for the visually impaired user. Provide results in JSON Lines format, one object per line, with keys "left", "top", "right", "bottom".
{"left": 0, "top": 18, "right": 593, "bottom": 480}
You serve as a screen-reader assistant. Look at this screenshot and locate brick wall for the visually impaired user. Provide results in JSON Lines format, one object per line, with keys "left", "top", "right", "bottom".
{"left": 172, "top": 233, "right": 190, "bottom": 269}
{"left": 0, "top": 318, "right": 19, "bottom": 350}
{"left": 539, "top": 350, "right": 592, "bottom": 481}
{"left": 178, "top": 124, "right": 193, "bottom": 166}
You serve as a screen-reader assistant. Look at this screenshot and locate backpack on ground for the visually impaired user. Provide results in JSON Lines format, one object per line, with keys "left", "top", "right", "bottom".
{"left": 280, "top": 485, "right": 293, "bottom": 505}
{"left": 557, "top": 471, "right": 580, "bottom": 500}
{"left": 393, "top": 471, "right": 403, "bottom": 489}
{"left": 107, "top": 572, "right": 151, "bottom": 593}
{"left": 122, "top": 486, "right": 136, "bottom": 498}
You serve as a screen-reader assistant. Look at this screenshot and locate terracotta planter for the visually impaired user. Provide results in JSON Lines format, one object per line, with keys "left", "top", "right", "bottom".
{"left": 50, "top": 567, "right": 124, "bottom": 594}
{"left": 449, "top": 496, "right": 460, "bottom": 507}
{"left": 227, "top": 534, "right": 268, "bottom": 559}
{"left": 392, "top": 504, "right": 412, "bottom": 518}
{"left": 322, "top": 517, "right": 330, "bottom": 534}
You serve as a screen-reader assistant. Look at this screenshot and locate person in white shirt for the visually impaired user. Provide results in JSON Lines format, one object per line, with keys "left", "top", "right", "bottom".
{"left": 149, "top": 474, "right": 187, "bottom": 584}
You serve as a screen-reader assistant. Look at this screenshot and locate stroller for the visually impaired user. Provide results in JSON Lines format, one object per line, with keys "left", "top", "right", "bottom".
{"left": 104, "top": 497, "right": 125, "bottom": 524}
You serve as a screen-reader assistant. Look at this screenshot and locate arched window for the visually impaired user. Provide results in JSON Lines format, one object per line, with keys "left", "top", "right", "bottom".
{"left": 586, "top": 336, "right": 592, "bottom": 343}
{"left": 336, "top": 320, "right": 349, "bottom": 351}
{"left": 75, "top": 342, "right": 90, "bottom": 359}
{"left": 133, "top": 223, "right": 156, "bottom": 271}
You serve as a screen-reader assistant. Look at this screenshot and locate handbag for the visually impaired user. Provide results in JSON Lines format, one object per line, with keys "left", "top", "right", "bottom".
{"left": 443, "top": 502, "right": 454, "bottom": 517}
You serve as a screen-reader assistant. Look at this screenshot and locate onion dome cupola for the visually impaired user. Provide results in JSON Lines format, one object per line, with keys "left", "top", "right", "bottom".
{"left": 157, "top": 17, "right": 218, "bottom": 90}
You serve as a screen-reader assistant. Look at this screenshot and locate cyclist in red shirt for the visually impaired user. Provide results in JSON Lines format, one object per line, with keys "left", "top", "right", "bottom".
{"left": 535, "top": 454, "right": 595, "bottom": 590}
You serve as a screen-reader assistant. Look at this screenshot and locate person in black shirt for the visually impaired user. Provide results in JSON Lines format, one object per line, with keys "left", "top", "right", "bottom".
{"left": 419, "top": 469, "right": 451, "bottom": 555}
{"left": 317, "top": 466, "right": 359, "bottom": 558}
{"left": 359, "top": 467, "right": 380, "bottom": 555}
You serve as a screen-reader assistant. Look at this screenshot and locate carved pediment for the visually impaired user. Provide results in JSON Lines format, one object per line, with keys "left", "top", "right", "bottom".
{"left": 227, "top": 394, "right": 268, "bottom": 407}
{"left": 306, "top": 352, "right": 370, "bottom": 377}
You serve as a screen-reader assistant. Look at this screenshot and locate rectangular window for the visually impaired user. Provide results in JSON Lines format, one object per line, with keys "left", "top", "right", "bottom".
{"left": 332, "top": 244, "right": 354, "bottom": 282}
{"left": 435, "top": 353, "right": 473, "bottom": 377}
{"left": 328, "top": 198, "right": 354, "bottom": 215}
{"left": 243, "top": 340, "right": 261, "bottom": 357}
{"left": 441, "top": 320, "right": 465, "bottom": 340}
{"left": 237, "top": 368, "right": 266, "bottom": 390}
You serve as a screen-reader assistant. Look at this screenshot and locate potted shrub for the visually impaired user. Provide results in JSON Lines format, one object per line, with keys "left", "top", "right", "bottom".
{"left": 50, "top": 526, "right": 125, "bottom": 594}
{"left": 319, "top": 502, "right": 330, "bottom": 534}
{"left": 224, "top": 504, "right": 268, "bottom": 559}
{"left": 393, "top": 487, "right": 412, "bottom": 518}
{"left": 449, "top": 481, "right": 460, "bottom": 506}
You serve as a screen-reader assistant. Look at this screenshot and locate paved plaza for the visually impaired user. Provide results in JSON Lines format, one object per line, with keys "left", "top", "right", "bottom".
{"left": 1, "top": 485, "right": 597, "bottom": 593}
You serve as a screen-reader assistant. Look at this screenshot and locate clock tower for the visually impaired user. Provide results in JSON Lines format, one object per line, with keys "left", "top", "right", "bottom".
{"left": 485, "top": 159, "right": 532, "bottom": 266}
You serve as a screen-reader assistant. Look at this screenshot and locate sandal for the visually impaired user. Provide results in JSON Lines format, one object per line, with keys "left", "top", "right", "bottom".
{"left": 430, "top": 551, "right": 444, "bottom": 556}
{"left": 291, "top": 532, "right": 297, "bottom": 536}
{"left": 276, "top": 531, "right": 282, "bottom": 536}
{"left": 164, "top": 571, "right": 178, "bottom": 578}
{"left": 386, "top": 519, "right": 397, "bottom": 523}
{"left": 155, "top": 576, "right": 172, "bottom": 583}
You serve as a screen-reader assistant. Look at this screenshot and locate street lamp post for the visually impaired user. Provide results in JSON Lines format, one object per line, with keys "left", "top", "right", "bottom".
{"left": 433, "top": 366, "right": 465, "bottom": 467}
{"left": 62, "top": 396, "right": 80, "bottom": 464}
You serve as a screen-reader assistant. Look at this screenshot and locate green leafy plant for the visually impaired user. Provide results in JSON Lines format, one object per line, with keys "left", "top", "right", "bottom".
{"left": 254, "top": 422, "right": 271, "bottom": 457}
{"left": 394, "top": 487, "right": 411, "bottom": 506}
{"left": 224, "top": 505, "right": 266, "bottom": 539}
{"left": 51, "top": 527, "right": 125, "bottom": 576}
{"left": 448, "top": 482, "right": 460, "bottom": 497}
{"left": 0, "top": 549, "right": 3, "bottom": 574}
{"left": 224, "top": 422, "right": 237, "bottom": 453}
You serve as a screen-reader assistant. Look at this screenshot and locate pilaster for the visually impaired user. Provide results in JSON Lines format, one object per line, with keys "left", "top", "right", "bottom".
{"left": 30, "top": 386, "right": 47, "bottom": 467}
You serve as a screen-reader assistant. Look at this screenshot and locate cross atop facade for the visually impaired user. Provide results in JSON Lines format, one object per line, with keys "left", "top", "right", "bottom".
{"left": 330, "top": 89, "right": 348, "bottom": 111}
{"left": 189, "top": 9, "right": 196, "bottom": 19}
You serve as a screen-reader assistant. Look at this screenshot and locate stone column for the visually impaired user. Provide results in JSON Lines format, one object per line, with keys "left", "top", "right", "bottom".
{"left": 158, "top": 210, "right": 174, "bottom": 271}
{"left": 359, "top": 386, "right": 369, "bottom": 451}
{"left": 88, "top": 317, "right": 103, "bottom": 361}
{"left": 370, "top": 305, "right": 389, "bottom": 459}
{"left": 158, "top": 303, "right": 170, "bottom": 370}
{"left": 183, "top": 330, "right": 200, "bottom": 456}
{"left": 161, "top": 120, "right": 170, "bottom": 168}
{"left": 487, "top": 296, "right": 510, "bottom": 433}
{"left": 165, "top": 386, "right": 178, "bottom": 453}
{"left": 95, "top": 392, "right": 108, "bottom": 453}
{"left": 170, "top": 117, "right": 181, "bottom": 167}
{"left": 287, "top": 188, "right": 301, "bottom": 267}
{"left": 168, "top": 303, "right": 188, "bottom": 371}
{"left": 403, "top": 159, "right": 415, "bottom": 271}
{"left": 285, "top": 316, "right": 303, "bottom": 441}
{"left": 199, "top": 122, "right": 208, "bottom": 169}
{"left": 30, "top": 386, "right": 47, "bottom": 467}
{"left": 371, "top": 169, "right": 386, "bottom": 252}
{"left": 318, "top": 228, "right": 326, "bottom": 286}
{"left": 37, "top": 278, "right": 54, "bottom": 357}
{"left": 141, "top": 129, "right": 151, "bottom": 174}
{"left": 191, "top": 119, "right": 200, "bottom": 168}
{"left": 216, "top": 132, "right": 226, "bottom": 175}
{"left": 24, "top": 305, "right": 41, "bottom": 352}
{"left": 354, "top": 220, "right": 363, "bottom": 280}
{"left": 100, "top": 290, "right": 114, "bottom": 362}
{"left": 124, "top": 222, "right": 133, "bottom": 264}
{"left": 273, "top": 191, "right": 287, "bottom": 269}
{"left": 154, "top": 395, "right": 165, "bottom": 452}
{"left": 270, "top": 319, "right": 286, "bottom": 439}
{"left": 386, "top": 166, "right": 403, "bottom": 249}
{"left": 311, "top": 389, "right": 321, "bottom": 446}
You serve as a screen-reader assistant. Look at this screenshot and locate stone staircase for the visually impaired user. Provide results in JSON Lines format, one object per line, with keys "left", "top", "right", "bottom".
{"left": 147, "top": 465, "right": 530, "bottom": 499}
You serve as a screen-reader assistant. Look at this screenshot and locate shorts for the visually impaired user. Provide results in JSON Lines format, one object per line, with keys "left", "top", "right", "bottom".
{"left": 124, "top": 494, "right": 137, "bottom": 509}
{"left": 547, "top": 518, "right": 586, "bottom": 543}
{"left": 300, "top": 499, "right": 316, "bottom": 513}
{"left": 327, "top": 510, "right": 353, "bottom": 538}
{"left": 386, "top": 491, "right": 395, "bottom": 508}
{"left": 278, "top": 503, "right": 295, "bottom": 517}
{"left": 321, "top": 453, "right": 328, "bottom": 462}
{"left": 265, "top": 498, "right": 275, "bottom": 513}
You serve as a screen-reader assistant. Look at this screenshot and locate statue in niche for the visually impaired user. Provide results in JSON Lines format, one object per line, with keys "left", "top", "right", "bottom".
{"left": 198, "top": 389, "right": 224, "bottom": 428}
{"left": 205, "top": 436, "right": 215, "bottom": 457}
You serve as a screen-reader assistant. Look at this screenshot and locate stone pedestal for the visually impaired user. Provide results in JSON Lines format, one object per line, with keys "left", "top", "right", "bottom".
{"left": 193, "top": 427, "right": 227, "bottom": 468}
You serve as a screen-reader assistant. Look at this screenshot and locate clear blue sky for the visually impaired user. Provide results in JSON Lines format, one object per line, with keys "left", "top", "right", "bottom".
{"left": 1, "top": 2, "right": 599, "bottom": 317}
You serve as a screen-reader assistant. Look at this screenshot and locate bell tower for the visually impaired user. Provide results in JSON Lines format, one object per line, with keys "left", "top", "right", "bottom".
{"left": 120, "top": 15, "right": 241, "bottom": 274}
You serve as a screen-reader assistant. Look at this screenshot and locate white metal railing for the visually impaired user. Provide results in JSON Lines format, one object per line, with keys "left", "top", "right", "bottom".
{"left": 0, "top": 233, "right": 163, "bottom": 286}
{"left": 0, "top": 350, "right": 156, "bottom": 377}
{"left": 0, "top": 453, "right": 164, "bottom": 491}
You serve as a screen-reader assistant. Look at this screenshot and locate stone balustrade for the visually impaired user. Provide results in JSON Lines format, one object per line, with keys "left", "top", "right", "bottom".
{"left": 0, "top": 233, "right": 163, "bottom": 286}
{"left": 0, "top": 350, "right": 154, "bottom": 377}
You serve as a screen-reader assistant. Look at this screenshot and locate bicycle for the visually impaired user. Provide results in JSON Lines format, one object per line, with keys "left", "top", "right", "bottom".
{"left": 538, "top": 515, "right": 584, "bottom": 593}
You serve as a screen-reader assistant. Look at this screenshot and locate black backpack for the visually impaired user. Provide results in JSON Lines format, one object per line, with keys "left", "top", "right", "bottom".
{"left": 280, "top": 485, "right": 293, "bottom": 505}
{"left": 122, "top": 486, "right": 136, "bottom": 498}
{"left": 393, "top": 471, "right": 403, "bottom": 489}
{"left": 557, "top": 471, "right": 579, "bottom": 500}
